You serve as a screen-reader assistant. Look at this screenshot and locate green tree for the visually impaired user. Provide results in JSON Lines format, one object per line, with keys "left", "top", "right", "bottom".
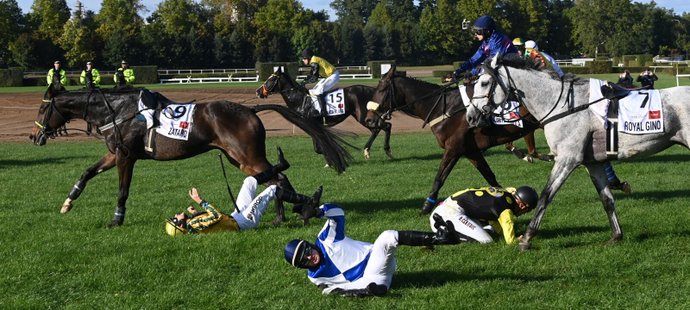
{"left": 0, "top": 0, "right": 24, "bottom": 67}
{"left": 568, "top": 0, "right": 639, "bottom": 57}
{"left": 368, "top": 2, "right": 393, "bottom": 29}
{"left": 253, "top": 0, "right": 307, "bottom": 61}
{"left": 97, "top": 0, "right": 144, "bottom": 65}
{"left": 58, "top": 3, "right": 98, "bottom": 68}
{"left": 28, "top": 0, "right": 70, "bottom": 42}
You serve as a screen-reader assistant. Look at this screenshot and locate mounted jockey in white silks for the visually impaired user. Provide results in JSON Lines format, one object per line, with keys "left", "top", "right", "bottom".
{"left": 300, "top": 48, "right": 340, "bottom": 120}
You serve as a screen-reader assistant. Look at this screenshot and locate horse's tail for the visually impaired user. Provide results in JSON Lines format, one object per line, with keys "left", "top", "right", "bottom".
{"left": 253, "top": 104, "right": 353, "bottom": 173}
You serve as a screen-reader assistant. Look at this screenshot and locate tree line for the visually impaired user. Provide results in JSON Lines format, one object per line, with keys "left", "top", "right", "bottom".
{"left": 1, "top": 0, "right": 689, "bottom": 70}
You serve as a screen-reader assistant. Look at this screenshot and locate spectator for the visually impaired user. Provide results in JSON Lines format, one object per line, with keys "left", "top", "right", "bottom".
{"left": 637, "top": 69, "right": 658, "bottom": 89}
{"left": 617, "top": 70, "right": 634, "bottom": 88}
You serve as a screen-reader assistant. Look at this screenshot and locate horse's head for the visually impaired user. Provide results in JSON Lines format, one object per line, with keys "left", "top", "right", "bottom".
{"left": 30, "top": 88, "right": 71, "bottom": 145}
{"left": 466, "top": 56, "right": 509, "bottom": 128}
{"left": 256, "top": 67, "right": 298, "bottom": 98}
{"left": 365, "top": 64, "right": 398, "bottom": 128}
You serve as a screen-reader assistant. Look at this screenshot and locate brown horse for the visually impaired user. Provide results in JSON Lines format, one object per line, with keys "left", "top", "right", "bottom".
{"left": 365, "top": 65, "right": 541, "bottom": 213}
{"left": 256, "top": 68, "right": 392, "bottom": 159}
{"left": 30, "top": 87, "right": 351, "bottom": 227}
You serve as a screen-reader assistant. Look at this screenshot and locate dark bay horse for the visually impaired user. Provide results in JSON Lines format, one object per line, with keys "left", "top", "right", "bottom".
{"left": 365, "top": 65, "right": 542, "bottom": 213}
{"left": 256, "top": 68, "right": 393, "bottom": 159}
{"left": 467, "top": 56, "right": 690, "bottom": 250}
{"left": 30, "top": 87, "right": 351, "bottom": 227}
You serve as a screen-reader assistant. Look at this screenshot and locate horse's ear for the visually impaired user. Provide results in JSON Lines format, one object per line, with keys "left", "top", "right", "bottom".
{"left": 274, "top": 67, "right": 282, "bottom": 73}
{"left": 383, "top": 64, "right": 396, "bottom": 80}
{"left": 490, "top": 54, "right": 501, "bottom": 68}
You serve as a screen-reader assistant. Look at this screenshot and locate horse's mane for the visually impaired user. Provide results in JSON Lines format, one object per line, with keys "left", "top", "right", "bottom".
{"left": 396, "top": 73, "right": 442, "bottom": 89}
{"left": 500, "top": 55, "right": 586, "bottom": 86}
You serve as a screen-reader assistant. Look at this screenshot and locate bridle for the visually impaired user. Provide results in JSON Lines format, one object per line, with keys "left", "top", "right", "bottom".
{"left": 366, "top": 77, "right": 397, "bottom": 122}
{"left": 258, "top": 72, "right": 308, "bottom": 98}
{"left": 471, "top": 62, "right": 574, "bottom": 125}
{"left": 35, "top": 97, "right": 69, "bottom": 140}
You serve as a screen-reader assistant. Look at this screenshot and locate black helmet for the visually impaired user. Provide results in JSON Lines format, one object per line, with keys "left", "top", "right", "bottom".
{"left": 301, "top": 48, "right": 313, "bottom": 59}
{"left": 515, "top": 186, "right": 538, "bottom": 211}
{"left": 473, "top": 15, "right": 496, "bottom": 31}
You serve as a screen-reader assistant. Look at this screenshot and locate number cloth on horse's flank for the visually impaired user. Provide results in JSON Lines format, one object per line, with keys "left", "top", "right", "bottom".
{"left": 588, "top": 79, "right": 664, "bottom": 135}
{"left": 491, "top": 100, "right": 523, "bottom": 128}
{"left": 310, "top": 88, "right": 346, "bottom": 116}
{"left": 137, "top": 96, "right": 196, "bottom": 141}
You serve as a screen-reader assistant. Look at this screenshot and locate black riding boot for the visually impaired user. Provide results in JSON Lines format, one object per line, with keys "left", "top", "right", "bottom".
{"left": 252, "top": 147, "right": 290, "bottom": 184}
{"left": 398, "top": 214, "right": 461, "bottom": 246}
{"left": 285, "top": 186, "right": 323, "bottom": 219}
{"left": 317, "top": 95, "right": 328, "bottom": 118}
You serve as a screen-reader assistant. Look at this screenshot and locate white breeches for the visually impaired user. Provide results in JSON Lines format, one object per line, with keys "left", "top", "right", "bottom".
{"left": 429, "top": 198, "right": 494, "bottom": 244}
{"left": 309, "top": 71, "right": 340, "bottom": 96}
{"left": 321, "top": 230, "right": 398, "bottom": 294}
{"left": 231, "top": 177, "right": 276, "bottom": 230}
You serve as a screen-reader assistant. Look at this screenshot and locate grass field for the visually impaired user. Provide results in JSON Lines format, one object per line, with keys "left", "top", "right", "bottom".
{"left": 2, "top": 132, "right": 690, "bottom": 308}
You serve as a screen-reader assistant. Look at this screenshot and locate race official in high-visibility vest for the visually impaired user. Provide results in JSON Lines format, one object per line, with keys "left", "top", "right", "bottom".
{"left": 47, "top": 61, "right": 67, "bottom": 91}
{"left": 80, "top": 61, "right": 101, "bottom": 89}
{"left": 114, "top": 60, "right": 135, "bottom": 86}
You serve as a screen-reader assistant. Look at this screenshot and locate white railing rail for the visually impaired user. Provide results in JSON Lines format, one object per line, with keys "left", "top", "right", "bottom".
{"left": 157, "top": 68, "right": 256, "bottom": 75}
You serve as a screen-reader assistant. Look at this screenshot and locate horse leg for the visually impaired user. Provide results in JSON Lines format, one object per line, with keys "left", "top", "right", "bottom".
{"left": 363, "top": 128, "right": 381, "bottom": 160}
{"left": 422, "top": 151, "right": 462, "bottom": 214}
{"left": 108, "top": 151, "right": 136, "bottom": 228}
{"left": 61, "top": 153, "right": 117, "bottom": 214}
{"left": 584, "top": 162, "right": 623, "bottom": 244}
{"left": 505, "top": 141, "right": 527, "bottom": 161}
{"left": 465, "top": 151, "right": 500, "bottom": 187}
{"left": 382, "top": 122, "right": 393, "bottom": 159}
{"left": 526, "top": 131, "right": 554, "bottom": 162}
{"left": 519, "top": 158, "right": 579, "bottom": 251}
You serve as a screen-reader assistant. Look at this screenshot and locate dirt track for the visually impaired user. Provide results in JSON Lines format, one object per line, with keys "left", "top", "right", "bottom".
{"left": 0, "top": 86, "right": 429, "bottom": 143}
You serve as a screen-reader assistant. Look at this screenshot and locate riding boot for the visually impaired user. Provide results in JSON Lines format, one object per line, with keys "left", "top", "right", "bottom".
{"left": 398, "top": 214, "right": 461, "bottom": 246}
{"left": 317, "top": 95, "right": 328, "bottom": 124}
{"left": 286, "top": 186, "right": 323, "bottom": 219}
{"left": 252, "top": 147, "right": 290, "bottom": 184}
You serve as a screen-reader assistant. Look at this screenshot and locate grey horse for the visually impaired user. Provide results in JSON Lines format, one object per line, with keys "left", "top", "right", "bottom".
{"left": 466, "top": 56, "right": 690, "bottom": 250}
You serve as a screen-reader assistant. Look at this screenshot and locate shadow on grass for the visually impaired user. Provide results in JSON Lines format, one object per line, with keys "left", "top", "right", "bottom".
{"left": 624, "top": 189, "right": 690, "bottom": 201}
{"left": 392, "top": 270, "right": 553, "bottom": 290}
{"left": 626, "top": 153, "right": 690, "bottom": 164}
{"left": 345, "top": 198, "right": 432, "bottom": 214}
{"left": 0, "top": 155, "right": 93, "bottom": 169}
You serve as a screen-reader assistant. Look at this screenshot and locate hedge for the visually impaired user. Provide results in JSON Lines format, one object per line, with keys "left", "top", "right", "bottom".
{"left": 0, "top": 68, "right": 24, "bottom": 87}
{"left": 131, "top": 65, "right": 158, "bottom": 84}
{"left": 256, "top": 62, "right": 299, "bottom": 81}
{"left": 366, "top": 60, "right": 396, "bottom": 78}
{"left": 587, "top": 60, "right": 612, "bottom": 74}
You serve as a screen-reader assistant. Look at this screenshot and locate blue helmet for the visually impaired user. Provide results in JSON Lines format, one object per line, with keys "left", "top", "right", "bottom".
{"left": 473, "top": 15, "right": 496, "bottom": 31}
{"left": 284, "top": 239, "right": 311, "bottom": 268}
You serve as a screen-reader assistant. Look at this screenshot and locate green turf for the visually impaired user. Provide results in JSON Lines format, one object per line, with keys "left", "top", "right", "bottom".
{"left": 1, "top": 132, "right": 690, "bottom": 308}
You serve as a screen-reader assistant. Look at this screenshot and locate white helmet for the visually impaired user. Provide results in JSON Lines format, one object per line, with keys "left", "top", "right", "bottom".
{"left": 524, "top": 40, "right": 538, "bottom": 50}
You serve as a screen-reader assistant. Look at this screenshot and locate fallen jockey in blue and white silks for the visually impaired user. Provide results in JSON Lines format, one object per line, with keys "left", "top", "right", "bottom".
{"left": 307, "top": 204, "right": 397, "bottom": 294}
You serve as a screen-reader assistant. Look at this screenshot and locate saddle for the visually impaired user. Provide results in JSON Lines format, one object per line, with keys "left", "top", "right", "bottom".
{"left": 600, "top": 82, "right": 630, "bottom": 101}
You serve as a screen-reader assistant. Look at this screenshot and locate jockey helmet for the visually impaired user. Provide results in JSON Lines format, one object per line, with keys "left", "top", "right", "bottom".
{"left": 301, "top": 48, "right": 313, "bottom": 59}
{"left": 512, "top": 37, "right": 524, "bottom": 46}
{"left": 524, "top": 40, "right": 538, "bottom": 50}
{"left": 284, "top": 239, "right": 316, "bottom": 268}
{"left": 515, "top": 186, "right": 539, "bottom": 213}
{"left": 473, "top": 15, "right": 496, "bottom": 32}
{"left": 165, "top": 218, "right": 187, "bottom": 237}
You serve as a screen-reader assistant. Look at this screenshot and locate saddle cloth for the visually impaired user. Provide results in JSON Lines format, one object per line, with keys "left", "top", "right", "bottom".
{"left": 310, "top": 88, "right": 346, "bottom": 116}
{"left": 491, "top": 101, "right": 523, "bottom": 128}
{"left": 588, "top": 79, "right": 664, "bottom": 134}
{"left": 137, "top": 92, "right": 196, "bottom": 141}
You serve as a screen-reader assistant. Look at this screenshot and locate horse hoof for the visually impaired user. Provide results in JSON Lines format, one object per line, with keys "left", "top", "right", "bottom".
{"left": 60, "top": 204, "right": 72, "bottom": 214}
{"left": 421, "top": 201, "right": 434, "bottom": 214}
{"left": 522, "top": 155, "right": 534, "bottom": 163}
{"left": 385, "top": 150, "right": 394, "bottom": 160}
{"left": 363, "top": 148, "right": 370, "bottom": 160}
{"left": 107, "top": 221, "right": 122, "bottom": 228}
{"left": 607, "top": 234, "right": 623, "bottom": 245}
{"left": 518, "top": 241, "right": 532, "bottom": 251}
